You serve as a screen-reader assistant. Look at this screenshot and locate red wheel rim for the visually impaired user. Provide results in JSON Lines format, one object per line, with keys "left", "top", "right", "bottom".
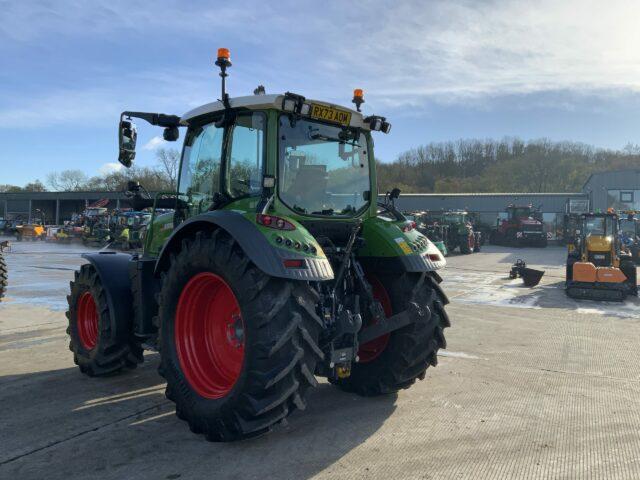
{"left": 358, "top": 275, "right": 392, "bottom": 363}
{"left": 77, "top": 291, "right": 99, "bottom": 350}
{"left": 175, "top": 272, "right": 245, "bottom": 399}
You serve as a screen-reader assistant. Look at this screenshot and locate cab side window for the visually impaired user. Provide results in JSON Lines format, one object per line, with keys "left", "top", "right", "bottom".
{"left": 178, "top": 122, "right": 224, "bottom": 213}
{"left": 226, "top": 112, "right": 265, "bottom": 198}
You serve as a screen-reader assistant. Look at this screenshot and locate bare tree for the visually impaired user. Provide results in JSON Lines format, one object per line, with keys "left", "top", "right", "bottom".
{"left": 155, "top": 148, "right": 180, "bottom": 190}
{"left": 46, "top": 170, "right": 88, "bottom": 191}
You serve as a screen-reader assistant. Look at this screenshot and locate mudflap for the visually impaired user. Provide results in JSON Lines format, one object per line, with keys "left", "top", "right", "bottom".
{"left": 566, "top": 282, "right": 626, "bottom": 302}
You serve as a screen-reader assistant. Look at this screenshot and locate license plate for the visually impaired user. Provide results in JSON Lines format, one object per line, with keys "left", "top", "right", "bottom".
{"left": 309, "top": 104, "right": 352, "bottom": 126}
{"left": 594, "top": 254, "right": 605, "bottom": 260}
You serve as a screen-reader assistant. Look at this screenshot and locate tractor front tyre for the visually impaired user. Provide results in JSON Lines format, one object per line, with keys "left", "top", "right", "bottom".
{"left": 156, "top": 230, "right": 323, "bottom": 442}
{"left": 332, "top": 272, "right": 449, "bottom": 396}
{"left": 0, "top": 253, "right": 6, "bottom": 301}
{"left": 66, "top": 264, "right": 143, "bottom": 376}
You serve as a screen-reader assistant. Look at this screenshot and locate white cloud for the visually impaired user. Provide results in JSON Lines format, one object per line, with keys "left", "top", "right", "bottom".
{"left": 143, "top": 136, "right": 167, "bottom": 151}
{"left": 3, "top": 0, "right": 640, "bottom": 127}
{"left": 98, "top": 162, "right": 123, "bottom": 176}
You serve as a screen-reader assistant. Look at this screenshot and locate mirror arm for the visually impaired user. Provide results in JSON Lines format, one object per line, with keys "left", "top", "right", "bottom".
{"left": 121, "top": 111, "right": 181, "bottom": 128}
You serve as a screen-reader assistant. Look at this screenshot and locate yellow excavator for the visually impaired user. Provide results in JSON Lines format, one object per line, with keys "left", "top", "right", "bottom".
{"left": 566, "top": 211, "right": 637, "bottom": 301}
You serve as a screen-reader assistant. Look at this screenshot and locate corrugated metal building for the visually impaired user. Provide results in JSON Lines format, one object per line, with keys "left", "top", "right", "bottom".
{"left": 583, "top": 169, "right": 640, "bottom": 212}
{"left": 0, "top": 191, "right": 130, "bottom": 224}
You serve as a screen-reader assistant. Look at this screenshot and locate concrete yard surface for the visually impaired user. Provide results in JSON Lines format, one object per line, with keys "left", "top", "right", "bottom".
{"left": 1, "top": 242, "right": 640, "bottom": 479}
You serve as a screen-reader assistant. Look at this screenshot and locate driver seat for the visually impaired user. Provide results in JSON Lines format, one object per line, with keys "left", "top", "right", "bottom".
{"left": 289, "top": 164, "right": 328, "bottom": 202}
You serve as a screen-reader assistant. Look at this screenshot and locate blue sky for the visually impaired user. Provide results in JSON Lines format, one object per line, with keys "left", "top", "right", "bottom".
{"left": 1, "top": 0, "right": 640, "bottom": 187}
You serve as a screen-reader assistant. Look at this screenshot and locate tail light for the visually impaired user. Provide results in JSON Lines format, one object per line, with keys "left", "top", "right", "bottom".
{"left": 256, "top": 214, "right": 296, "bottom": 231}
{"left": 283, "top": 259, "right": 305, "bottom": 269}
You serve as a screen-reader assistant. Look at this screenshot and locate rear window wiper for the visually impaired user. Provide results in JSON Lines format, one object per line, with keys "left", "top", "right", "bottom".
{"left": 292, "top": 204, "right": 307, "bottom": 214}
{"left": 312, "top": 208, "right": 334, "bottom": 215}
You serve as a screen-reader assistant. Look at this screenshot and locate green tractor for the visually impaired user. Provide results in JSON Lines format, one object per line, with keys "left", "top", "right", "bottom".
{"left": 81, "top": 208, "right": 113, "bottom": 247}
{"left": 112, "top": 211, "right": 152, "bottom": 250}
{"left": 405, "top": 211, "right": 449, "bottom": 257}
{"left": 65, "top": 50, "right": 450, "bottom": 442}
{"left": 426, "top": 211, "right": 479, "bottom": 254}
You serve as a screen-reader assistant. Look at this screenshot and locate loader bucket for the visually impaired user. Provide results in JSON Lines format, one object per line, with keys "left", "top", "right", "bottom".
{"left": 520, "top": 267, "right": 544, "bottom": 287}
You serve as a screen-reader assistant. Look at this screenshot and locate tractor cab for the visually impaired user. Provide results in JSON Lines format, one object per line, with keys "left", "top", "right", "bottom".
{"left": 117, "top": 68, "right": 390, "bottom": 253}
{"left": 490, "top": 204, "right": 546, "bottom": 247}
{"left": 505, "top": 204, "right": 542, "bottom": 222}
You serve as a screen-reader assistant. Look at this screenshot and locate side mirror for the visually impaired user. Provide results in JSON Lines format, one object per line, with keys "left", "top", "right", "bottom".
{"left": 163, "top": 126, "right": 179, "bottom": 142}
{"left": 118, "top": 117, "right": 137, "bottom": 167}
{"left": 389, "top": 188, "right": 401, "bottom": 200}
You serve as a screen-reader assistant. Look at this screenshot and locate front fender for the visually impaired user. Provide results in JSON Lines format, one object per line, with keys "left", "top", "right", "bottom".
{"left": 81, "top": 252, "right": 135, "bottom": 343}
{"left": 154, "top": 210, "right": 334, "bottom": 281}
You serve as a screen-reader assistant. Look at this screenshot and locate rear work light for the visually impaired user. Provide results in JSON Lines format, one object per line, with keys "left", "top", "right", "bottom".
{"left": 365, "top": 115, "right": 392, "bottom": 134}
{"left": 256, "top": 213, "right": 296, "bottom": 231}
{"left": 282, "top": 92, "right": 306, "bottom": 114}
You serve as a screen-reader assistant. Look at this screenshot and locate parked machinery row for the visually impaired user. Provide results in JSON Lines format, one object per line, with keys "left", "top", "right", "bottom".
{"left": 0, "top": 207, "right": 155, "bottom": 251}
{"left": 405, "top": 210, "right": 481, "bottom": 256}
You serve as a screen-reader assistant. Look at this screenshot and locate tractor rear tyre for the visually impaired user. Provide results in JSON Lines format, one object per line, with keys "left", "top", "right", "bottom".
{"left": 66, "top": 264, "right": 143, "bottom": 376}
{"left": 156, "top": 230, "right": 323, "bottom": 442}
{"left": 460, "top": 234, "right": 473, "bottom": 254}
{"left": 0, "top": 252, "right": 6, "bottom": 301}
{"left": 473, "top": 233, "right": 482, "bottom": 252}
{"left": 620, "top": 260, "right": 638, "bottom": 295}
{"left": 332, "top": 272, "right": 449, "bottom": 396}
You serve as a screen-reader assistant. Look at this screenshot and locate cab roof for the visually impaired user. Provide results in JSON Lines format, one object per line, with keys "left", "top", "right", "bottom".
{"left": 180, "top": 94, "right": 368, "bottom": 129}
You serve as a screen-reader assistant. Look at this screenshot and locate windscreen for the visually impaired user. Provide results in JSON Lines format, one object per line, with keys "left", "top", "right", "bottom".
{"left": 584, "top": 216, "right": 614, "bottom": 236}
{"left": 445, "top": 214, "right": 465, "bottom": 223}
{"left": 619, "top": 219, "right": 636, "bottom": 234}
{"left": 512, "top": 208, "right": 532, "bottom": 218}
{"left": 278, "top": 116, "right": 371, "bottom": 216}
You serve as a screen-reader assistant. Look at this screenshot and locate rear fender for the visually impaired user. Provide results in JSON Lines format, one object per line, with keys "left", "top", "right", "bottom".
{"left": 81, "top": 252, "right": 135, "bottom": 343}
{"left": 357, "top": 217, "right": 446, "bottom": 274}
{"left": 154, "top": 210, "right": 333, "bottom": 281}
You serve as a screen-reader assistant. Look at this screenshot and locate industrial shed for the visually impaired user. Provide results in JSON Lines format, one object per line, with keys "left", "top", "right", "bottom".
{"left": 582, "top": 169, "right": 640, "bottom": 212}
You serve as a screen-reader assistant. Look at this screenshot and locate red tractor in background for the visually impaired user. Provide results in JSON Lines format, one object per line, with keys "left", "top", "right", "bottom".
{"left": 489, "top": 204, "right": 547, "bottom": 247}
